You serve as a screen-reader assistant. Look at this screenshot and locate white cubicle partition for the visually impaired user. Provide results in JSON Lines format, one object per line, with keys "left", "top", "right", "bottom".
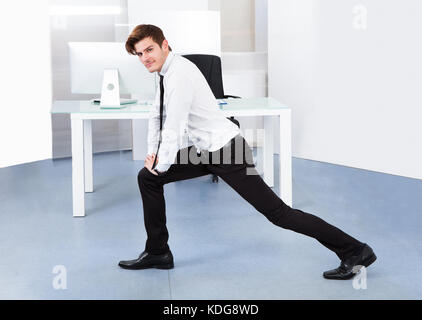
{"left": 127, "top": 2, "right": 221, "bottom": 160}
{"left": 268, "top": 0, "right": 422, "bottom": 180}
{"left": 0, "top": 0, "right": 52, "bottom": 168}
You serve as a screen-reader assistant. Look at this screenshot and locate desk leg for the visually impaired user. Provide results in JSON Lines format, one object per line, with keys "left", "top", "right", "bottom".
{"left": 263, "top": 116, "right": 274, "bottom": 187}
{"left": 131, "top": 119, "right": 148, "bottom": 160}
{"left": 71, "top": 116, "right": 85, "bottom": 217}
{"left": 84, "top": 120, "right": 93, "bottom": 193}
{"left": 279, "top": 110, "right": 292, "bottom": 207}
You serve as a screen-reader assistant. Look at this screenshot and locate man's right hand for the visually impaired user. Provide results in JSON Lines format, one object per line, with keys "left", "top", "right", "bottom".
{"left": 145, "top": 153, "right": 158, "bottom": 175}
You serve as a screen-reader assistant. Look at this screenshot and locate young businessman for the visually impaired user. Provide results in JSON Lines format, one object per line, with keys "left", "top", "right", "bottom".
{"left": 118, "top": 24, "right": 377, "bottom": 280}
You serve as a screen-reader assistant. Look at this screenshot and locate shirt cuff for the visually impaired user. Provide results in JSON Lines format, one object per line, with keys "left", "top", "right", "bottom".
{"left": 155, "top": 162, "right": 171, "bottom": 173}
{"left": 154, "top": 169, "right": 166, "bottom": 176}
{"left": 148, "top": 146, "right": 158, "bottom": 155}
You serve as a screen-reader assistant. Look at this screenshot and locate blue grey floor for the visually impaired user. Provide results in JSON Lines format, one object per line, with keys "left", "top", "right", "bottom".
{"left": 1, "top": 149, "right": 421, "bottom": 300}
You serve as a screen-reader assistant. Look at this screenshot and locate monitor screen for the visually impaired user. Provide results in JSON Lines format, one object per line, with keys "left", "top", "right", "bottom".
{"left": 69, "top": 42, "right": 156, "bottom": 100}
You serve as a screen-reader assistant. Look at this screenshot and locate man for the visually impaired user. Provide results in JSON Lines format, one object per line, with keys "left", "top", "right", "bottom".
{"left": 118, "top": 24, "right": 377, "bottom": 280}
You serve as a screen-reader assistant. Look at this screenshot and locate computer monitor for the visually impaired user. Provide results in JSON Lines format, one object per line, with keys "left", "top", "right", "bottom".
{"left": 68, "top": 42, "right": 156, "bottom": 106}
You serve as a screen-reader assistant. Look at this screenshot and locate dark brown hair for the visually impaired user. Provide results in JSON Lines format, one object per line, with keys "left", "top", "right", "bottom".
{"left": 125, "top": 24, "right": 172, "bottom": 55}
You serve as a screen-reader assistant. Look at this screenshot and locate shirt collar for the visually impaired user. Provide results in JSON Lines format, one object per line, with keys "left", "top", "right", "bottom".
{"left": 158, "top": 51, "right": 175, "bottom": 77}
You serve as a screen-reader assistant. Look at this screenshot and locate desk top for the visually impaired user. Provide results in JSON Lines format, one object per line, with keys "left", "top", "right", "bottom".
{"left": 51, "top": 97, "right": 289, "bottom": 114}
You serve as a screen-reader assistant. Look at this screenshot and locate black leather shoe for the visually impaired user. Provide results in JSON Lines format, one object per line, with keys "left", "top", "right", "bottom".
{"left": 323, "top": 244, "right": 377, "bottom": 280}
{"left": 118, "top": 250, "right": 174, "bottom": 270}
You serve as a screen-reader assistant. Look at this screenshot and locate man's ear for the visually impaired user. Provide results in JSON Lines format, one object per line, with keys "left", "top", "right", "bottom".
{"left": 162, "top": 39, "right": 169, "bottom": 51}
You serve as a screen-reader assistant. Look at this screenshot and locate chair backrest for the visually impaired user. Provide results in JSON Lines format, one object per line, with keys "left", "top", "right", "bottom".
{"left": 182, "top": 54, "right": 225, "bottom": 99}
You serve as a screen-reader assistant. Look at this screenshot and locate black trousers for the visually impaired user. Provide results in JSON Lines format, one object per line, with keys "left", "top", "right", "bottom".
{"left": 137, "top": 134, "right": 364, "bottom": 261}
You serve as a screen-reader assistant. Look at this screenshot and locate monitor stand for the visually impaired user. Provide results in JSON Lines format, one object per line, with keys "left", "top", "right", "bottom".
{"left": 100, "top": 69, "right": 121, "bottom": 107}
{"left": 93, "top": 69, "right": 138, "bottom": 108}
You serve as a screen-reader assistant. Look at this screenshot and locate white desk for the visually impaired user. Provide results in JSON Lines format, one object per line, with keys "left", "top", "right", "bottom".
{"left": 51, "top": 97, "right": 292, "bottom": 217}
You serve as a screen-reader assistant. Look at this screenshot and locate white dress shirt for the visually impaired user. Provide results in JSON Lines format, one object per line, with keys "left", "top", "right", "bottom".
{"left": 148, "top": 51, "right": 241, "bottom": 173}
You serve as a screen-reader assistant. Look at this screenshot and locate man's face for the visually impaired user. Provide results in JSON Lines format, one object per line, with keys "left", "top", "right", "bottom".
{"left": 134, "top": 37, "right": 169, "bottom": 73}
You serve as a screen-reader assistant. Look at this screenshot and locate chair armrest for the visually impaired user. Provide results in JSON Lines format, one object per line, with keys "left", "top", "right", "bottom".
{"left": 223, "top": 95, "right": 241, "bottom": 99}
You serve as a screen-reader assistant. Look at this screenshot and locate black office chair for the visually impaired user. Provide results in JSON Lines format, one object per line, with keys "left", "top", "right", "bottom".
{"left": 183, "top": 54, "right": 241, "bottom": 183}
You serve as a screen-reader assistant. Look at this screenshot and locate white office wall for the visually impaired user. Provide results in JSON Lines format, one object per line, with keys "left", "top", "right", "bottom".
{"left": 127, "top": 0, "right": 220, "bottom": 55}
{"left": 220, "top": 0, "right": 255, "bottom": 52}
{"left": 0, "top": 0, "right": 52, "bottom": 168}
{"left": 126, "top": 0, "right": 255, "bottom": 52}
{"left": 268, "top": 0, "right": 315, "bottom": 155}
{"left": 127, "top": 10, "right": 221, "bottom": 56}
{"left": 208, "top": 0, "right": 221, "bottom": 11}
{"left": 268, "top": 0, "right": 422, "bottom": 180}
{"left": 128, "top": 0, "right": 209, "bottom": 11}
{"left": 255, "top": 0, "right": 268, "bottom": 51}
{"left": 220, "top": 0, "right": 268, "bottom": 147}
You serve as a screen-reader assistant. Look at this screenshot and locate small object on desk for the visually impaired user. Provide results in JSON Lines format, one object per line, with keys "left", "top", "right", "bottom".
{"left": 138, "top": 100, "right": 153, "bottom": 105}
{"left": 91, "top": 98, "right": 138, "bottom": 109}
{"left": 218, "top": 99, "right": 227, "bottom": 105}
